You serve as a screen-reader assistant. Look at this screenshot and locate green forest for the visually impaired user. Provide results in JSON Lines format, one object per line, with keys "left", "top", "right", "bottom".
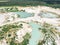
{"left": 0, "top": 0, "right": 60, "bottom": 8}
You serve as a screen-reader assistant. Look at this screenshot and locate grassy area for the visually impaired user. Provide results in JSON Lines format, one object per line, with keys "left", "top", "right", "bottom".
{"left": 38, "top": 23, "right": 58, "bottom": 45}
{"left": 0, "top": 23, "right": 23, "bottom": 40}
{"left": 20, "top": 33, "right": 31, "bottom": 45}
{"left": 9, "top": 32, "right": 31, "bottom": 45}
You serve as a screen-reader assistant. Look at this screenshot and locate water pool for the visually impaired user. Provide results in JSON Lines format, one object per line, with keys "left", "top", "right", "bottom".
{"left": 39, "top": 12, "right": 58, "bottom": 18}
{"left": 13, "top": 12, "right": 34, "bottom": 18}
{"left": 29, "top": 22, "right": 43, "bottom": 45}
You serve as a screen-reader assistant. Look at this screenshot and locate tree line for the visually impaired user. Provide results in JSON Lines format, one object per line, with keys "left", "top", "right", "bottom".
{"left": 0, "top": 0, "right": 60, "bottom": 8}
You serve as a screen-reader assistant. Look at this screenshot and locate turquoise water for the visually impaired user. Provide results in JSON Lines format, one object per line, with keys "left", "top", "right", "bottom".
{"left": 40, "top": 12, "right": 58, "bottom": 18}
{"left": 29, "top": 22, "right": 43, "bottom": 45}
{"left": 14, "top": 12, "right": 34, "bottom": 18}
